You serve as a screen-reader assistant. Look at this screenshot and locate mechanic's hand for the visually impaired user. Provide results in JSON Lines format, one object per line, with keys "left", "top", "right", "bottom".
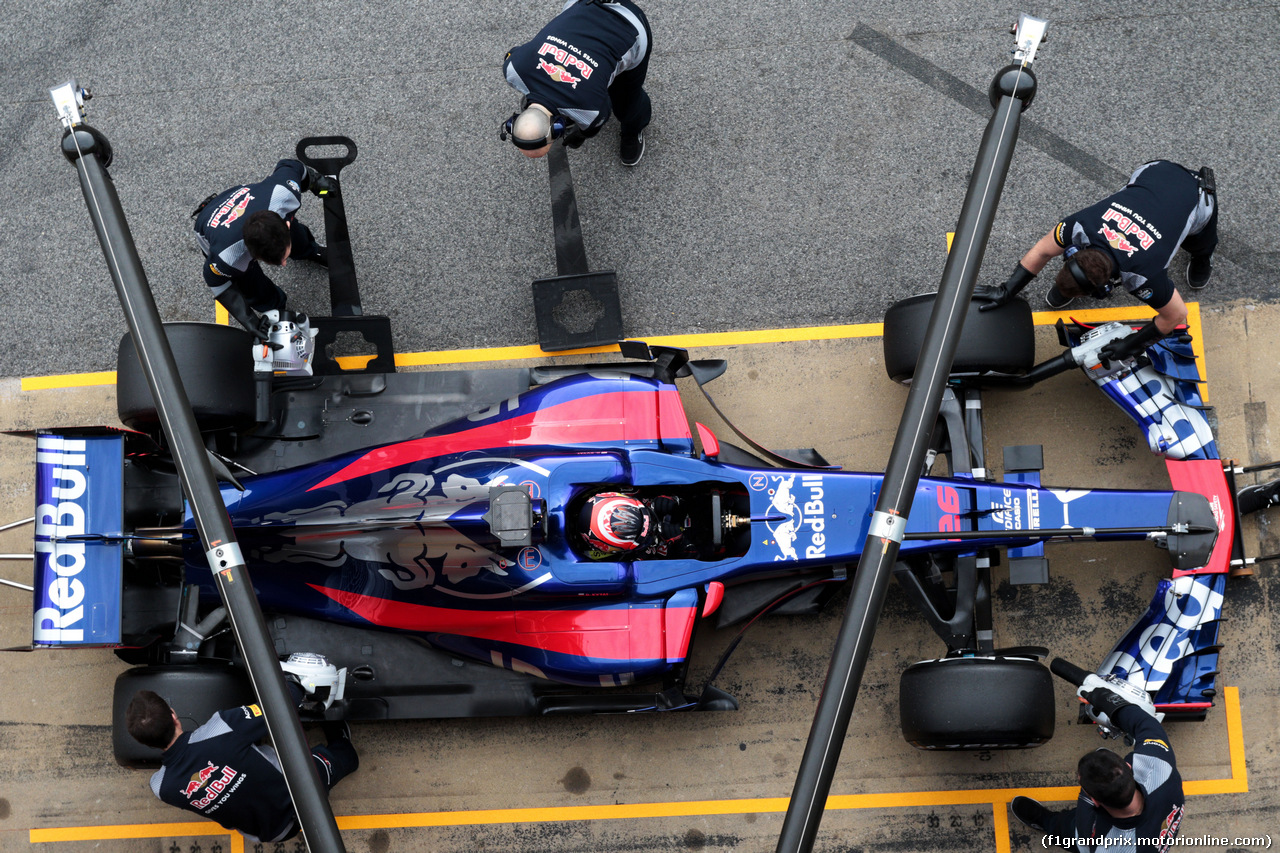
{"left": 1099, "top": 332, "right": 1147, "bottom": 366}
{"left": 562, "top": 125, "right": 586, "bottom": 149}
{"left": 1078, "top": 674, "right": 1133, "bottom": 719}
{"left": 254, "top": 315, "right": 284, "bottom": 350}
{"left": 304, "top": 165, "right": 338, "bottom": 197}
{"left": 310, "top": 173, "right": 338, "bottom": 197}
{"left": 978, "top": 263, "right": 1036, "bottom": 312}
{"left": 974, "top": 283, "right": 1013, "bottom": 311}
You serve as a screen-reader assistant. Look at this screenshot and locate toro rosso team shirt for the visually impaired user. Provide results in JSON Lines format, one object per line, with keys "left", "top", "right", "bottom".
{"left": 194, "top": 159, "right": 309, "bottom": 296}
{"left": 1053, "top": 160, "right": 1206, "bottom": 311}
{"left": 1060, "top": 705, "right": 1185, "bottom": 852}
{"left": 504, "top": 0, "right": 648, "bottom": 131}
{"left": 150, "top": 702, "right": 297, "bottom": 843}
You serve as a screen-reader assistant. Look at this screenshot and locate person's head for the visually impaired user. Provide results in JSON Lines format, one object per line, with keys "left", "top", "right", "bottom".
{"left": 580, "top": 492, "right": 653, "bottom": 554}
{"left": 508, "top": 103, "right": 555, "bottom": 159}
{"left": 1078, "top": 748, "right": 1137, "bottom": 811}
{"left": 243, "top": 210, "right": 292, "bottom": 265}
{"left": 126, "top": 690, "right": 179, "bottom": 749}
{"left": 1055, "top": 246, "right": 1115, "bottom": 300}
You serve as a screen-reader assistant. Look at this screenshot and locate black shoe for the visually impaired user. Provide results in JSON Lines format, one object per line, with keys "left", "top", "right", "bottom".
{"left": 1044, "top": 286, "right": 1076, "bottom": 310}
{"left": 321, "top": 720, "right": 351, "bottom": 745}
{"left": 1187, "top": 255, "right": 1212, "bottom": 290}
{"left": 303, "top": 245, "right": 329, "bottom": 267}
{"left": 620, "top": 132, "right": 645, "bottom": 166}
{"left": 1011, "top": 796, "right": 1049, "bottom": 831}
{"left": 1237, "top": 479, "right": 1280, "bottom": 514}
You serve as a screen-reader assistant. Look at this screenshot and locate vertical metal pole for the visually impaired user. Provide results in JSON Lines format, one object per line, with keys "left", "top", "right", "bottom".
{"left": 775, "top": 57, "right": 1040, "bottom": 853}
{"left": 54, "top": 98, "right": 347, "bottom": 853}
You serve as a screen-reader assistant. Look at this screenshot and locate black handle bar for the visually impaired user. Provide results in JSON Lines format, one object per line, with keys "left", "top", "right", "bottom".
{"left": 295, "top": 135, "right": 358, "bottom": 176}
{"left": 1050, "top": 657, "right": 1092, "bottom": 687}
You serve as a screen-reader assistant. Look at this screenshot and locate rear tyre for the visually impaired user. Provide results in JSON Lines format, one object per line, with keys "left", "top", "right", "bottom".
{"left": 112, "top": 664, "right": 254, "bottom": 768}
{"left": 882, "top": 293, "right": 1035, "bottom": 385}
{"left": 899, "top": 655, "right": 1054, "bottom": 750}
{"left": 117, "top": 322, "right": 256, "bottom": 432}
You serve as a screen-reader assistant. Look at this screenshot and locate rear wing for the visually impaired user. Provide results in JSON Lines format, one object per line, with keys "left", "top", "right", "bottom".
{"left": 32, "top": 431, "right": 124, "bottom": 646}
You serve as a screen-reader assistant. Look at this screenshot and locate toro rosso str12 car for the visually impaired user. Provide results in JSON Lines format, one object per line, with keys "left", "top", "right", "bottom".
{"left": 24, "top": 302, "right": 1242, "bottom": 765}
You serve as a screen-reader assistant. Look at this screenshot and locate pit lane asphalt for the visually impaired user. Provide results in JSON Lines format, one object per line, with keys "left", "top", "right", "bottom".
{"left": 1, "top": 2, "right": 1278, "bottom": 379}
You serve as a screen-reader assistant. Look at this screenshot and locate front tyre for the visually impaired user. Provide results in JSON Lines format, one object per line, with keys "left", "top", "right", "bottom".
{"left": 899, "top": 655, "right": 1055, "bottom": 750}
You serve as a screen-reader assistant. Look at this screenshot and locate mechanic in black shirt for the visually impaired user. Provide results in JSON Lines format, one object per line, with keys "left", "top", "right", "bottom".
{"left": 1010, "top": 675, "right": 1184, "bottom": 852}
{"left": 979, "top": 160, "right": 1217, "bottom": 363}
{"left": 502, "top": 0, "right": 652, "bottom": 166}
{"left": 192, "top": 159, "right": 334, "bottom": 338}
{"left": 126, "top": 688, "right": 357, "bottom": 844}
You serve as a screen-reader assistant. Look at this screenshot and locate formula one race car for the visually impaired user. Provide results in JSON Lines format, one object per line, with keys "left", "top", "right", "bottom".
{"left": 26, "top": 294, "right": 1242, "bottom": 766}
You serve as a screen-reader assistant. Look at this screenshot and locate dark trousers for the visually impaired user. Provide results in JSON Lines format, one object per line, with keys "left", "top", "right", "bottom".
{"left": 276, "top": 738, "right": 359, "bottom": 842}
{"left": 607, "top": 0, "right": 652, "bottom": 137}
{"left": 1181, "top": 195, "right": 1218, "bottom": 260}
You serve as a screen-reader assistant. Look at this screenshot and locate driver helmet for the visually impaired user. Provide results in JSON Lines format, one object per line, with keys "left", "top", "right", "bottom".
{"left": 580, "top": 492, "right": 653, "bottom": 553}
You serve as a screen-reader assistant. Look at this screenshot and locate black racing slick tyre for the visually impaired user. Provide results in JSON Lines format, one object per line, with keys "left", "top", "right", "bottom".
{"left": 882, "top": 293, "right": 1035, "bottom": 385}
{"left": 112, "top": 664, "right": 254, "bottom": 768}
{"left": 117, "top": 322, "right": 256, "bottom": 432}
{"left": 899, "top": 656, "right": 1054, "bottom": 750}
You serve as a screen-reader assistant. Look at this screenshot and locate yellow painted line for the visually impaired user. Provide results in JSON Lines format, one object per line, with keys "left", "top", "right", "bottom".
{"left": 18, "top": 305, "right": 1206, "bottom": 391}
{"left": 29, "top": 686, "right": 1247, "bottom": 847}
{"left": 20, "top": 371, "right": 117, "bottom": 391}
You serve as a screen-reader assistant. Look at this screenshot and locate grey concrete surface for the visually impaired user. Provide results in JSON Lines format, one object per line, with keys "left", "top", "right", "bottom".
{"left": 1, "top": 3, "right": 1277, "bottom": 378}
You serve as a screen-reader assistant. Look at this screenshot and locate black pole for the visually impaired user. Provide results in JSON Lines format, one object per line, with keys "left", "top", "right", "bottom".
{"left": 55, "top": 103, "right": 347, "bottom": 853}
{"left": 775, "top": 60, "right": 1039, "bottom": 853}
{"left": 548, "top": 141, "right": 590, "bottom": 276}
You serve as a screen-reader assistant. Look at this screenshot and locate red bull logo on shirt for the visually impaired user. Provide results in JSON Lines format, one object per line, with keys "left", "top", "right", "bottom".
{"left": 182, "top": 761, "right": 219, "bottom": 798}
{"left": 1099, "top": 206, "right": 1155, "bottom": 255}
{"left": 208, "top": 188, "right": 254, "bottom": 230}
{"left": 537, "top": 41, "right": 594, "bottom": 79}
{"left": 537, "top": 59, "right": 580, "bottom": 89}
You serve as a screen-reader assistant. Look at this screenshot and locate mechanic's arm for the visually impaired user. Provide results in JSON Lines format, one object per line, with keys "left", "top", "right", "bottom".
{"left": 1114, "top": 704, "right": 1179, "bottom": 771}
{"left": 219, "top": 703, "right": 271, "bottom": 741}
{"left": 1019, "top": 231, "right": 1066, "bottom": 275}
{"left": 977, "top": 231, "right": 1064, "bottom": 311}
{"left": 215, "top": 283, "right": 272, "bottom": 341}
{"left": 1153, "top": 287, "right": 1189, "bottom": 335}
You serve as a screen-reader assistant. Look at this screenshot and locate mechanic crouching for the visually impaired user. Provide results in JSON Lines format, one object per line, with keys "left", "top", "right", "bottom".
{"left": 979, "top": 160, "right": 1217, "bottom": 365}
{"left": 501, "top": 0, "right": 653, "bottom": 166}
{"left": 125, "top": 659, "right": 357, "bottom": 844}
{"left": 1010, "top": 675, "right": 1184, "bottom": 851}
{"left": 192, "top": 158, "right": 334, "bottom": 340}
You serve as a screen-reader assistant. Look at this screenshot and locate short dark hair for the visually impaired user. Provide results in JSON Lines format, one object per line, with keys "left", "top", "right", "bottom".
{"left": 242, "top": 210, "right": 291, "bottom": 265}
{"left": 1054, "top": 247, "right": 1113, "bottom": 298}
{"left": 1078, "top": 748, "right": 1136, "bottom": 809}
{"left": 126, "top": 690, "right": 177, "bottom": 749}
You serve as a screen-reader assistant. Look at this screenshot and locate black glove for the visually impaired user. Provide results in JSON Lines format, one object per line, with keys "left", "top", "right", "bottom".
{"left": 562, "top": 125, "right": 587, "bottom": 149}
{"left": 1099, "top": 320, "right": 1164, "bottom": 366}
{"left": 977, "top": 263, "right": 1036, "bottom": 312}
{"left": 216, "top": 287, "right": 282, "bottom": 349}
{"left": 303, "top": 165, "right": 338, "bottom": 197}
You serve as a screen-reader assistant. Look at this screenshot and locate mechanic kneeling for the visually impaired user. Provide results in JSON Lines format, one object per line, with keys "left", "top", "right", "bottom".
{"left": 1010, "top": 675, "right": 1184, "bottom": 850}
{"left": 125, "top": 659, "right": 357, "bottom": 844}
{"left": 192, "top": 158, "right": 333, "bottom": 341}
